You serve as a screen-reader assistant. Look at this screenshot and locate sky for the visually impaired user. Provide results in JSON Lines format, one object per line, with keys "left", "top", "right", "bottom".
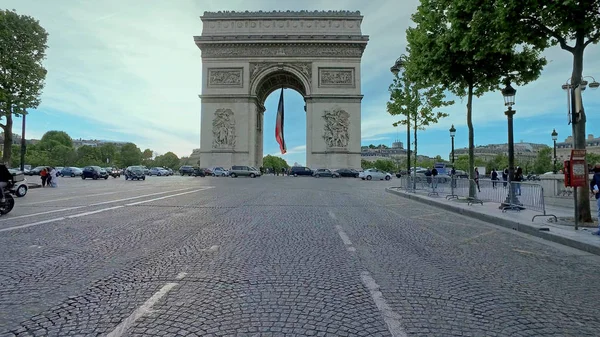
{"left": 3, "top": 0, "right": 600, "bottom": 166}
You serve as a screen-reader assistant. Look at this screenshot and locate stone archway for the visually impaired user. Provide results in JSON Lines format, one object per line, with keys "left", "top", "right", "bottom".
{"left": 194, "top": 10, "right": 369, "bottom": 169}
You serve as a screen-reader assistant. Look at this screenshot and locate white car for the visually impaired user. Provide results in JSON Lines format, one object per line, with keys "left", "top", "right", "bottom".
{"left": 359, "top": 168, "right": 392, "bottom": 181}
{"left": 212, "top": 167, "right": 229, "bottom": 177}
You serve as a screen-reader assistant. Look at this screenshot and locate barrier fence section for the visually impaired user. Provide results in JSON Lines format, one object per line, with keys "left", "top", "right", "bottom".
{"left": 394, "top": 176, "right": 556, "bottom": 222}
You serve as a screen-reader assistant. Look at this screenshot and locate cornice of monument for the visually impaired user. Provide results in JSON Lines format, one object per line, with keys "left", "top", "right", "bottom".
{"left": 201, "top": 10, "right": 363, "bottom": 19}
{"left": 194, "top": 35, "right": 369, "bottom": 43}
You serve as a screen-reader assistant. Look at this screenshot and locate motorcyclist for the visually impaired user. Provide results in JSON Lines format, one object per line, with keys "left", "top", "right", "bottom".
{"left": 0, "top": 162, "right": 12, "bottom": 203}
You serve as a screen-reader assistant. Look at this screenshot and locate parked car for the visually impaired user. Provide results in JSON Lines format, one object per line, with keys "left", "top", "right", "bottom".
{"left": 81, "top": 166, "right": 109, "bottom": 180}
{"left": 359, "top": 168, "right": 392, "bottom": 181}
{"left": 163, "top": 168, "right": 174, "bottom": 176}
{"left": 290, "top": 166, "right": 313, "bottom": 177}
{"left": 313, "top": 168, "right": 340, "bottom": 178}
{"left": 179, "top": 165, "right": 195, "bottom": 176}
{"left": 211, "top": 167, "right": 229, "bottom": 177}
{"left": 60, "top": 167, "right": 83, "bottom": 177}
{"left": 335, "top": 168, "right": 359, "bottom": 178}
{"left": 229, "top": 165, "right": 261, "bottom": 178}
{"left": 203, "top": 167, "right": 214, "bottom": 176}
{"left": 149, "top": 167, "right": 169, "bottom": 176}
{"left": 192, "top": 167, "right": 206, "bottom": 177}
{"left": 27, "top": 166, "right": 46, "bottom": 176}
{"left": 125, "top": 166, "right": 146, "bottom": 180}
{"left": 104, "top": 167, "right": 120, "bottom": 178}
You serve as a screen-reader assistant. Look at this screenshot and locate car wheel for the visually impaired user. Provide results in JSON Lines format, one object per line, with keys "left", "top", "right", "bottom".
{"left": 93, "top": 175, "right": 98, "bottom": 180}
{"left": 71, "top": 173, "right": 75, "bottom": 177}
{"left": 16, "top": 184, "right": 27, "bottom": 197}
{"left": 125, "top": 176, "right": 129, "bottom": 180}
{"left": 222, "top": 173, "right": 227, "bottom": 177}
{"left": 293, "top": 173, "right": 298, "bottom": 177}
{"left": 81, "top": 176, "right": 85, "bottom": 180}
{"left": 361, "top": 178, "right": 365, "bottom": 180}
{"left": 366, "top": 175, "right": 372, "bottom": 181}
{"left": 385, "top": 175, "right": 391, "bottom": 181}
{"left": 315, "top": 174, "right": 320, "bottom": 178}
{"left": 104, "top": 176, "right": 108, "bottom": 180}
{"left": 231, "top": 173, "right": 237, "bottom": 178}
{"left": 250, "top": 173, "right": 256, "bottom": 178}
{"left": 142, "top": 177, "right": 146, "bottom": 180}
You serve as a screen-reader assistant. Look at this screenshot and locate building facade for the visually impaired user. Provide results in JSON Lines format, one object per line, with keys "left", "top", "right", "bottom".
{"left": 556, "top": 134, "right": 600, "bottom": 162}
{"left": 451, "top": 141, "right": 548, "bottom": 163}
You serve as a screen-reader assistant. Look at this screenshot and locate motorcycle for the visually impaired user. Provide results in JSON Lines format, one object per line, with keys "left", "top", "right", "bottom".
{"left": 0, "top": 181, "right": 16, "bottom": 215}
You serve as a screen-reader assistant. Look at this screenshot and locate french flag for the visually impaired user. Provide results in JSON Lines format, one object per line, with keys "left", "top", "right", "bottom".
{"left": 275, "top": 88, "right": 287, "bottom": 154}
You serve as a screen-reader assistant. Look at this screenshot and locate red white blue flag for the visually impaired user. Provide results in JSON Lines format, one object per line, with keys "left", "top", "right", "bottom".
{"left": 275, "top": 88, "right": 287, "bottom": 154}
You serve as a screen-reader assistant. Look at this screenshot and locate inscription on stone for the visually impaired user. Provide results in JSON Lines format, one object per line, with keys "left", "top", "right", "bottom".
{"left": 208, "top": 68, "right": 243, "bottom": 87}
{"left": 319, "top": 68, "right": 355, "bottom": 87}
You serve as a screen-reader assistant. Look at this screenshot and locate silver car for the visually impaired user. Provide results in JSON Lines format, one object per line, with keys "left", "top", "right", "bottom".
{"left": 359, "top": 168, "right": 392, "bottom": 181}
{"left": 229, "top": 165, "right": 261, "bottom": 178}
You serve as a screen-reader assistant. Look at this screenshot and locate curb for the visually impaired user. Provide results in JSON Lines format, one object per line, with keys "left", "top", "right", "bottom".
{"left": 385, "top": 188, "right": 600, "bottom": 256}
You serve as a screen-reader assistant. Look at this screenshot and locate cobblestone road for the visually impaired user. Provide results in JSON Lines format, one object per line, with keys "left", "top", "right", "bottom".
{"left": 1, "top": 175, "right": 599, "bottom": 336}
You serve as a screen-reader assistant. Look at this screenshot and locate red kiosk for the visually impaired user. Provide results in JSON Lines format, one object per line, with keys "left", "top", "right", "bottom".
{"left": 564, "top": 149, "right": 587, "bottom": 230}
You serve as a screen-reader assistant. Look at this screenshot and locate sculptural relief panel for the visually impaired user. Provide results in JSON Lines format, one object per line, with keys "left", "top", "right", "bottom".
{"left": 318, "top": 68, "right": 355, "bottom": 88}
{"left": 207, "top": 68, "right": 243, "bottom": 87}
{"left": 202, "top": 18, "right": 363, "bottom": 35}
{"left": 212, "top": 108, "right": 236, "bottom": 148}
{"left": 322, "top": 107, "right": 350, "bottom": 148}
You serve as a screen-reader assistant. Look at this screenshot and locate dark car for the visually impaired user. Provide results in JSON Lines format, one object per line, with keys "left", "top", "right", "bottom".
{"left": 336, "top": 168, "right": 359, "bottom": 178}
{"left": 105, "top": 167, "right": 120, "bottom": 178}
{"left": 290, "top": 166, "right": 313, "bottom": 177}
{"left": 313, "top": 168, "right": 340, "bottom": 178}
{"left": 82, "top": 166, "right": 109, "bottom": 180}
{"left": 179, "top": 165, "right": 195, "bottom": 176}
{"left": 27, "top": 166, "right": 46, "bottom": 176}
{"left": 192, "top": 167, "right": 206, "bottom": 177}
{"left": 125, "top": 166, "right": 146, "bottom": 180}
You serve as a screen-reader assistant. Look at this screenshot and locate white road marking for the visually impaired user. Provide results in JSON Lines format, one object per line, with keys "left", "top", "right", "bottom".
{"left": 327, "top": 210, "right": 337, "bottom": 219}
{"left": 176, "top": 272, "right": 188, "bottom": 280}
{"left": 334, "top": 225, "right": 356, "bottom": 252}
{"left": 0, "top": 218, "right": 65, "bottom": 233}
{"left": 125, "top": 188, "right": 211, "bottom": 206}
{"left": 106, "top": 282, "right": 178, "bottom": 337}
{"left": 89, "top": 187, "right": 197, "bottom": 206}
{"left": 65, "top": 206, "right": 124, "bottom": 219}
{"left": 0, "top": 206, "right": 86, "bottom": 222}
{"left": 21, "top": 191, "right": 122, "bottom": 206}
{"left": 0, "top": 188, "right": 212, "bottom": 233}
{"left": 360, "top": 271, "right": 408, "bottom": 337}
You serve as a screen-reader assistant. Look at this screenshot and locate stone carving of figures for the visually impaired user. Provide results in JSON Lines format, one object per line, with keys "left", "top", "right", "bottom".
{"left": 212, "top": 109, "right": 236, "bottom": 148}
{"left": 322, "top": 107, "right": 350, "bottom": 148}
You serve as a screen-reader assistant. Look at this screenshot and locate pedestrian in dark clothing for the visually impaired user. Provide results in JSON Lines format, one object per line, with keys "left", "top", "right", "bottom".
{"left": 474, "top": 167, "right": 481, "bottom": 192}
{"left": 491, "top": 169, "right": 498, "bottom": 188}
{"left": 502, "top": 168, "right": 508, "bottom": 188}
{"left": 431, "top": 167, "right": 438, "bottom": 188}
{"left": 40, "top": 168, "right": 48, "bottom": 187}
{"left": 589, "top": 163, "right": 600, "bottom": 235}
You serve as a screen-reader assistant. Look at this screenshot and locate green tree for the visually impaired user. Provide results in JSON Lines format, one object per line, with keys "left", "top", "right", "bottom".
{"left": 373, "top": 159, "right": 396, "bottom": 173}
{"left": 533, "top": 147, "right": 553, "bottom": 174}
{"left": 50, "top": 145, "right": 76, "bottom": 167}
{"left": 76, "top": 145, "right": 101, "bottom": 166}
{"left": 120, "top": 143, "right": 142, "bottom": 167}
{"left": 387, "top": 54, "right": 453, "bottom": 182}
{"left": 454, "top": 155, "right": 486, "bottom": 172}
{"left": 38, "top": 130, "right": 73, "bottom": 150}
{"left": 262, "top": 155, "right": 289, "bottom": 172}
{"left": 0, "top": 10, "right": 48, "bottom": 166}
{"left": 155, "top": 152, "right": 179, "bottom": 169}
{"left": 499, "top": 0, "right": 600, "bottom": 221}
{"left": 486, "top": 154, "right": 509, "bottom": 173}
{"left": 361, "top": 159, "right": 373, "bottom": 169}
{"left": 406, "top": 0, "right": 546, "bottom": 197}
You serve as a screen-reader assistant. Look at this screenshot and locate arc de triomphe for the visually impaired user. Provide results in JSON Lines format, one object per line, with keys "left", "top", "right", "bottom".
{"left": 194, "top": 10, "right": 368, "bottom": 169}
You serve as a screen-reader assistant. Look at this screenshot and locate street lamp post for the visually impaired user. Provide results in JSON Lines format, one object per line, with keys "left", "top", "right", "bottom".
{"left": 551, "top": 128, "right": 558, "bottom": 174}
{"left": 501, "top": 81, "right": 521, "bottom": 209}
{"left": 449, "top": 124, "right": 456, "bottom": 165}
{"left": 390, "top": 55, "right": 411, "bottom": 184}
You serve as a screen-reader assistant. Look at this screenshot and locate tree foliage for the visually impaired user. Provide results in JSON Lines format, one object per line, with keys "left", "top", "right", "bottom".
{"left": 532, "top": 147, "right": 553, "bottom": 174}
{"left": 406, "top": 0, "right": 546, "bottom": 197}
{"left": 0, "top": 10, "right": 48, "bottom": 165}
{"left": 262, "top": 155, "right": 289, "bottom": 172}
{"left": 120, "top": 143, "right": 142, "bottom": 167}
{"left": 497, "top": 0, "right": 600, "bottom": 221}
{"left": 154, "top": 152, "right": 180, "bottom": 169}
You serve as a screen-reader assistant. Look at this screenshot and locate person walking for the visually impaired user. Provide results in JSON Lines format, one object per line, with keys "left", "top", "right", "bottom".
{"left": 590, "top": 163, "right": 600, "bottom": 235}
{"left": 49, "top": 167, "right": 59, "bottom": 187}
{"left": 514, "top": 167, "right": 523, "bottom": 195}
{"left": 40, "top": 167, "right": 48, "bottom": 187}
{"left": 491, "top": 169, "right": 498, "bottom": 189}
{"left": 474, "top": 167, "right": 481, "bottom": 192}
{"left": 502, "top": 167, "right": 508, "bottom": 188}
{"left": 431, "top": 166, "right": 438, "bottom": 189}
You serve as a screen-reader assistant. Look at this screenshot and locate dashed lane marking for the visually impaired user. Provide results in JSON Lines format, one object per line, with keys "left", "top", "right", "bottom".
{"left": 334, "top": 225, "right": 356, "bottom": 252}
{"left": 361, "top": 271, "right": 408, "bottom": 337}
{"left": 0, "top": 206, "right": 86, "bottom": 222}
{"left": 0, "top": 188, "right": 212, "bottom": 233}
{"left": 89, "top": 187, "right": 199, "bottom": 206}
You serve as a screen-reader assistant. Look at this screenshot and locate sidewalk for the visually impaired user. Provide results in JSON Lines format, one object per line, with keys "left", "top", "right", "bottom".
{"left": 385, "top": 187, "right": 600, "bottom": 256}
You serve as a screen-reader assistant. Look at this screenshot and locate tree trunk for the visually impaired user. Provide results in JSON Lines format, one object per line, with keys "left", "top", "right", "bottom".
{"left": 2, "top": 112, "right": 13, "bottom": 167}
{"left": 571, "top": 44, "right": 592, "bottom": 223}
{"left": 467, "top": 83, "right": 476, "bottom": 198}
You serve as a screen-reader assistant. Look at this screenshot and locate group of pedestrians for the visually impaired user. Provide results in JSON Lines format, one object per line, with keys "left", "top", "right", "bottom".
{"left": 40, "top": 167, "right": 59, "bottom": 188}
{"left": 489, "top": 167, "right": 523, "bottom": 195}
